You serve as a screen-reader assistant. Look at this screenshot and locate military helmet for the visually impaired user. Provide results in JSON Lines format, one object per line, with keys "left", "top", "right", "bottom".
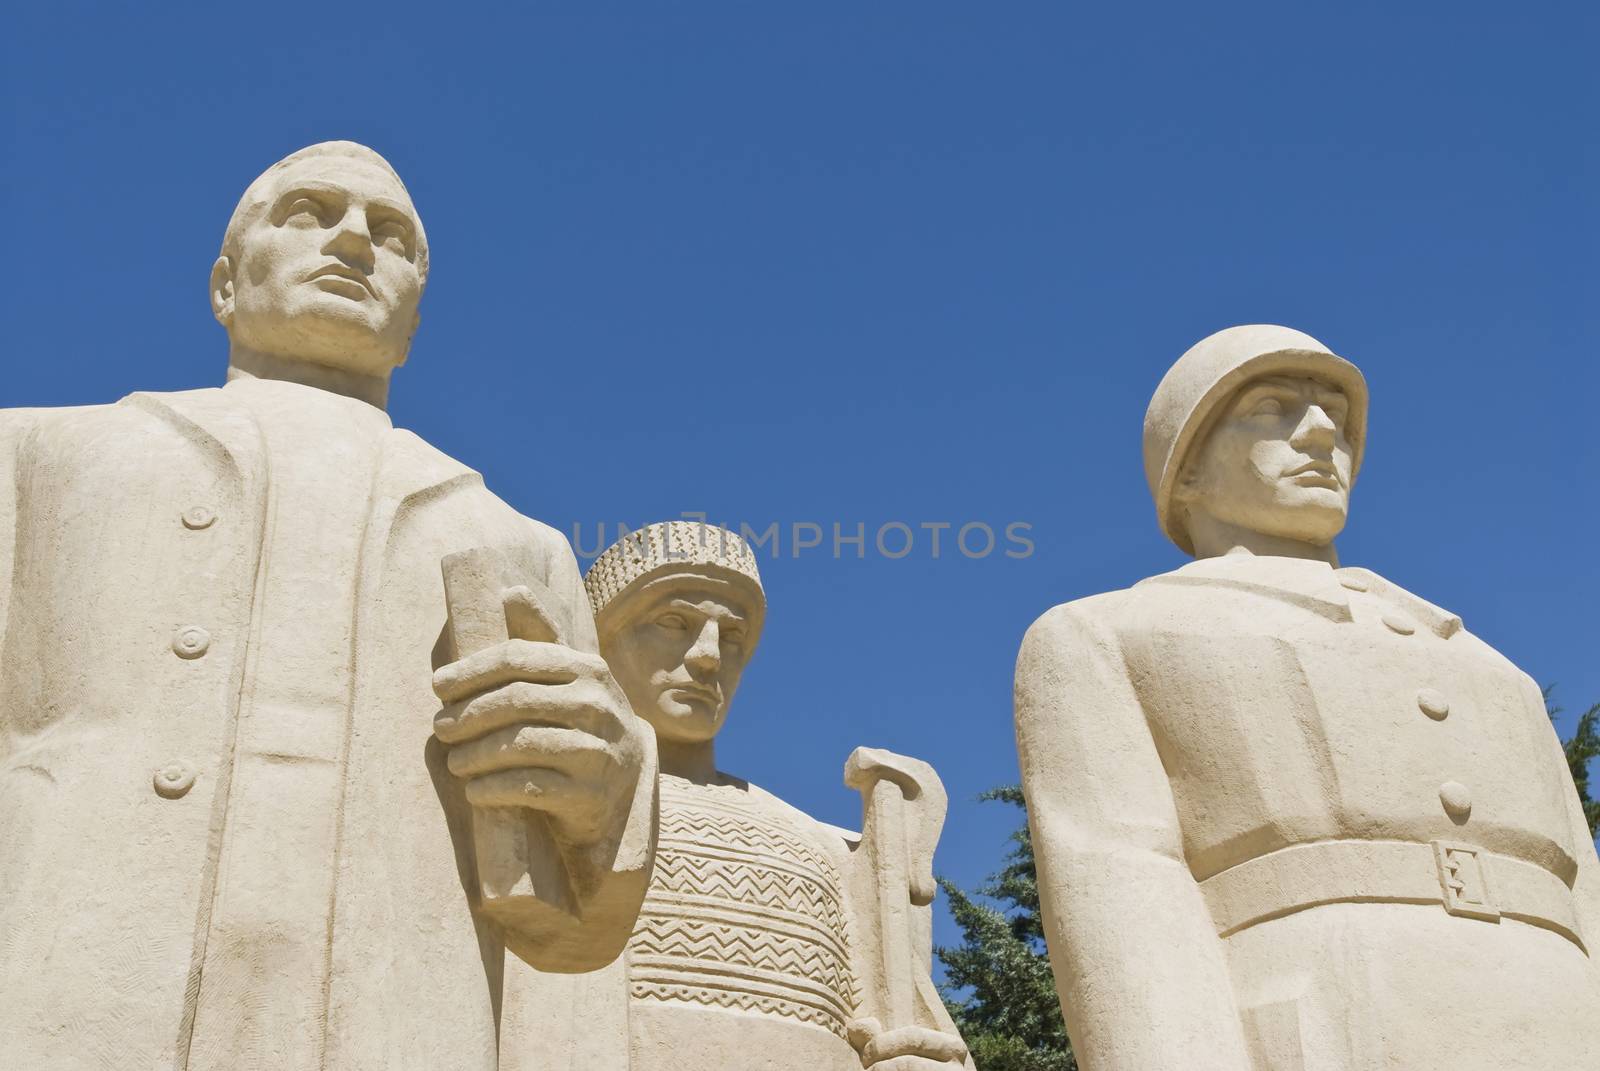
{"left": 1143, "top": 324, "right": 1369, "bottom": 555}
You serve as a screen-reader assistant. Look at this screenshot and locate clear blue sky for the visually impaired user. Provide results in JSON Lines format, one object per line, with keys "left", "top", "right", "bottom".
{"left": 5, "top": 3, "right": 1596, "bottom": 954}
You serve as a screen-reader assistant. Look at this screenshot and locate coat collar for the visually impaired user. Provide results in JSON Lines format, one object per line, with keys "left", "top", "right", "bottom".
{"left": 123, "top": 385, "right": 479, "bottom": 514}
{"left": 1138, "top": 553, "right": 1463, "bottom": 638}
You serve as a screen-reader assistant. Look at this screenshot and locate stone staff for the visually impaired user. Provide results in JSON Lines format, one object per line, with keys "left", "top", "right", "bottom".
{"left": 845, "top": 747, "right": 966, "bottom": 1066}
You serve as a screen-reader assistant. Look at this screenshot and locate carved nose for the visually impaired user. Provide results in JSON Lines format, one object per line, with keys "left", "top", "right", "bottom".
{"left": 1291, "top": 404, "right": 1337, "bottom": 449}
{"left": 684, "top": 623, "right": 721, "bottom": 675}
{"left": 324, "top": 212, "right": 375, "bottom": 272}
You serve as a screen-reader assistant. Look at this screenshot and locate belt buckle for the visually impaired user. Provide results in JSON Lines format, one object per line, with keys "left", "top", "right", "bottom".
{"left": 1432, "top": 840, "right": 1500, "bottom": 922}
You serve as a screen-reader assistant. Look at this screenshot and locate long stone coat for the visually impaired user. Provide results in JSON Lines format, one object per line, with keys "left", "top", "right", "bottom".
{"left": 1015, "top": 553, "right": 1600, "bottom": 1071}
{"left": 0, "top": 387, "right": 653, "bottom": 1070}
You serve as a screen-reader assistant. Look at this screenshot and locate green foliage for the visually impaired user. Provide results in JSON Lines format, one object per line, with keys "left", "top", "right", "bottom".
{"left": 936, "top": 787, "right": 1076, "bottom": 1071}
{"left": 1545, "top": 686, "right": 1600, "bottom": 839}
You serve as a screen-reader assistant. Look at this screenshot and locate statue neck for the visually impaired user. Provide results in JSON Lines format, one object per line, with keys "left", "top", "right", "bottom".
{"left": 658, "top": 737, "right": 718, "bottom": 784}
{"left": 227, "top": 345, "right": 391, "bottom": 410}
{"left": 1185, "top": 512, "right": 1340, "bottom": 566}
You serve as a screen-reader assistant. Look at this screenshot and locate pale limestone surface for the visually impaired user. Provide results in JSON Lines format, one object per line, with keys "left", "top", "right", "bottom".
{"left": 1015, "top": 325, "right": 1600, "bottom": 1070}
{"left": 0, "top": 142, "right": 657, "bottom": 1069}
{"left": 585, "top": 522, "right": 973, "bottom": 1071}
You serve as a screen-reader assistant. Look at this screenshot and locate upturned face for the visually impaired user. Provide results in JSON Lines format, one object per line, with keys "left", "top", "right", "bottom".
{"left": 600, "top": 579, "right": 759, "bottom": 745}
{"left": 214, "top": 155, "right": 424, "bottom": 376}
{"left": 1178, "top": 374, "right": 1355, "bottom": 547}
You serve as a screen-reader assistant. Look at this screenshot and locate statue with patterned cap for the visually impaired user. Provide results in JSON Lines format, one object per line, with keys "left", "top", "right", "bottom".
{"left": 581, "top": 521, "right": 973, "bottom": 1071}
{"left": 1014, "top": 324, "right": 1600, "bottom": 1070}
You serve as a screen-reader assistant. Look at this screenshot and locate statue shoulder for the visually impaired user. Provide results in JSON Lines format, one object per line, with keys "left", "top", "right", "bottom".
{"left": 520, "top": 514, "right": 574, "bottom": 560}
{"left": 0, "top": 407, "right": 48, "bottom": 453}
{"left": 1020, "top": 587, "right": 1139, "bottom": 658}
{"left": 0, "top": 400, "right": 119, "bottom": 460}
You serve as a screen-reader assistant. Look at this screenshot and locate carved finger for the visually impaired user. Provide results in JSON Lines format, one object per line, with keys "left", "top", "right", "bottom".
{"left": 463, "top": 767, "right": 607, "bottom": 823}
{"left": 862, "top": 1027, "right": 968, "bottom": 1066}
{"left": 445, "top": 723, "right": 617, "bottom": 781}
{"left": 503, "top": 584, "right": 563, "bottom": 644}
{"left": 867, "top": 1058, "right": 961, "bottom": 1071}
{"left": 431, "top": 639, "right": 608, "bottom": 705}
{"left": 434, "top": 680, "right": 620, "bottom": 744}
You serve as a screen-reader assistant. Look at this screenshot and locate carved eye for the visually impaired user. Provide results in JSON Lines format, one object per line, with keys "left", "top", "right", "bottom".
{"left": 372, "top": 220, "right": 412, "bottom": 256}
{"left": 721, "top": 630, "right": 744, "bottom": 649}
{"left": 1248, "top": 397, "right": 1284, "bottom": 419}
{"left": 655, "top": 613, "right": 688, "bottom": 631}
{"left": 284, "top": 197, "right": 326, "bottom": 225}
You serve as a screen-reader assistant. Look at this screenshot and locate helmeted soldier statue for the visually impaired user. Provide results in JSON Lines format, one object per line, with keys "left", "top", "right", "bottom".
{"left": 1015, "top": 325, "right": 1600, "bottom": 1070}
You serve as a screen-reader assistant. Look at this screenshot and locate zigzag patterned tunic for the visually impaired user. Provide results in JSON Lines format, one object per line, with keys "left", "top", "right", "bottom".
{"left": 627, "top": 774, "right": 861, "bottom": 1046}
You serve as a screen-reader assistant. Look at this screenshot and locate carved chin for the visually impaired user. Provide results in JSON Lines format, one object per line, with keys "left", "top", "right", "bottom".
{"left": 1268, "top": 495, "right": 1348, "bottom": 542}
{"left": 651, "top": 692, "right": 724, "bottom": 741}
{"left": 293, "top": 291, "right": 389, "bottom": 333}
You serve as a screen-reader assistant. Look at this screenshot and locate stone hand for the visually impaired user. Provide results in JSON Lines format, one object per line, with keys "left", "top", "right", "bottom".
{"left": 432, "top": 639, "right": 644, "bottom": 844}
{"left": 849, "top": 1019, "right": 969, "bottom": 1071}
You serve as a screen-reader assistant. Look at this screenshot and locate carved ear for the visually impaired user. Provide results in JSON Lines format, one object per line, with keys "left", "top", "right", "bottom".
{"left": 1172, "top": 457, "right": 1203, "bottom": 504}
{"left": 209, "top": 256, "right": 235, "bottom": 326}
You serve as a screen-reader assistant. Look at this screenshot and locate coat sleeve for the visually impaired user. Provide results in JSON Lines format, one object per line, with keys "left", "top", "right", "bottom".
{"left": 1014, "top": 601, "right": 1253, "bottom": 1070}
{"left": 0, "top": 409, "right": 43, "bottom": 653}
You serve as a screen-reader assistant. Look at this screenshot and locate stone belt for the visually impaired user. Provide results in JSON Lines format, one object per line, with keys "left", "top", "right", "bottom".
{"left": 1199, "top": 838, "right": 1584, "bottom": 952}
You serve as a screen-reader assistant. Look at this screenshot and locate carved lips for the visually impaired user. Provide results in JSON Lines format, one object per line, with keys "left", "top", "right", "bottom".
{"left": 307, "top": 262, "right": 376, "bottom": 300}
{"left": 664, "top": 681, "right": 721, "bottom": 710}
{"left": 1284, "top": 458, "right": 1342, "bottom": 489}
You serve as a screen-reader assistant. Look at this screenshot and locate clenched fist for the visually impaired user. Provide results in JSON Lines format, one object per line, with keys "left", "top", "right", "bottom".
{"left": 432, "top": 637, "right": 645, "bottom": 845}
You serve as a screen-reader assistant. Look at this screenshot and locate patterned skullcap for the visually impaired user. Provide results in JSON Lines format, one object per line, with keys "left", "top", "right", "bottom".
{"left": 585, "top": 521, "right": 764, "bottom": 620}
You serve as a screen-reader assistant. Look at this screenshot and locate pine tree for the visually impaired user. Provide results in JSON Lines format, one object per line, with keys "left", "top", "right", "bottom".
{"left": 1545, "top": 686, "right": 1600, "bottom": 838}
{"left": 935, "top": 787, "right": 1075, "bottom": 1071}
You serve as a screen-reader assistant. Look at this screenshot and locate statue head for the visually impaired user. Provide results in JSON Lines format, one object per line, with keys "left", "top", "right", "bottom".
{"left": 211, "top": 141, "right": 429, "bottom": 381}
{"left": 586, "top": 523, "right": 765, "bottom": 746}
{"left": 1144, "top": 325, "right": 1369, "bottom": 557}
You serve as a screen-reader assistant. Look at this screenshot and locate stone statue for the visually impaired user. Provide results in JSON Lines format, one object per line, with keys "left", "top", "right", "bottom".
{"left": 0, "top": 142, "right": 657, "bottom": 1069}
{"left": 1014, "top": 324, "right": 1600, "bottom": 1069}
{"left": 583, "top": 521, "right": 972, "bottom": 1071}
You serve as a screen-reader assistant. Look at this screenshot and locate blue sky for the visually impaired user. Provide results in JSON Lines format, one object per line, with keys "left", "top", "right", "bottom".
{"left": 5, "top": 2, "right": 1596, "bottom": 956}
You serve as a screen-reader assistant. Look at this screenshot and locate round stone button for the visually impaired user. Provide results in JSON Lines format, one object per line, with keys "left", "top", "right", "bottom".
{"left": 154, "top": 763, "right": 196, "bottom": 799}
{"left": 1382, "top": 611, "right": 1417, "bottom": 635}
{"left": 1439, "top": 780, "right": 1472, "bottom": 821}
{"left": 1417, "top": 688, "right": 1450, "bottom": 720}
{"left": 1338, "top": 573, "right": 1369, "bottom": 592}
{"left": 181, "top": 506, "right": 216, "bottom": 530}
{"left": 172, "top": 625, "right": 211, "bottom": 659}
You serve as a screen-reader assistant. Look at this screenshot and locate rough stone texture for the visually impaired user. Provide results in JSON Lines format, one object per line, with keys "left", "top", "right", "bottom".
{"left": 0, "top": 142, "right": 656, "bottom": 1069}
{"left": 1015, "top": 325, "right": 1600, "bottom": 1070}
{"left": 591, "top": 522, "right": 972, "bottom": 1070}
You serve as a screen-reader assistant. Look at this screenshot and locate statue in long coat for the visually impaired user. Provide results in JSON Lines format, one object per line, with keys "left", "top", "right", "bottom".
{"left": 0, "top": 142, "right": 656, "bottom": 1070}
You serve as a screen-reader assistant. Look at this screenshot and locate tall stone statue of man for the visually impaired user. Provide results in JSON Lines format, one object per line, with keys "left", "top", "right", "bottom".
{"left": 583, "top": 522, "right": 972, "bottom": 1071}
{"left": 1014, "top": 325, "right": 1600, "bottom": 1070}
{"left": 0, "top": 142, "right": 656, "bottom": 1069}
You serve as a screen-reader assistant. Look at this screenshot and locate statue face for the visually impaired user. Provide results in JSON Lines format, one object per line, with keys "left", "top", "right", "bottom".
{"left": 1179, "top": 374, "right": 1354, "bottom": 546}
{"left": 601, "top": 581, "right": 757, "bottom": 745}
{"left": 217, "top": 155, "right": 424, "bottom": 376}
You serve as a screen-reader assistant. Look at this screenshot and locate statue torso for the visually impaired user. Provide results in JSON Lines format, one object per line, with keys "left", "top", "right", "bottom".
{"left": 626, "top": 773, "right": 862, "bottom": 1069}
{"left": 1107, "top": 555, "right": 1578, "bottom": 882}
{"left": 1075, "top": 555, "right": 1600, "bottom": 1068}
